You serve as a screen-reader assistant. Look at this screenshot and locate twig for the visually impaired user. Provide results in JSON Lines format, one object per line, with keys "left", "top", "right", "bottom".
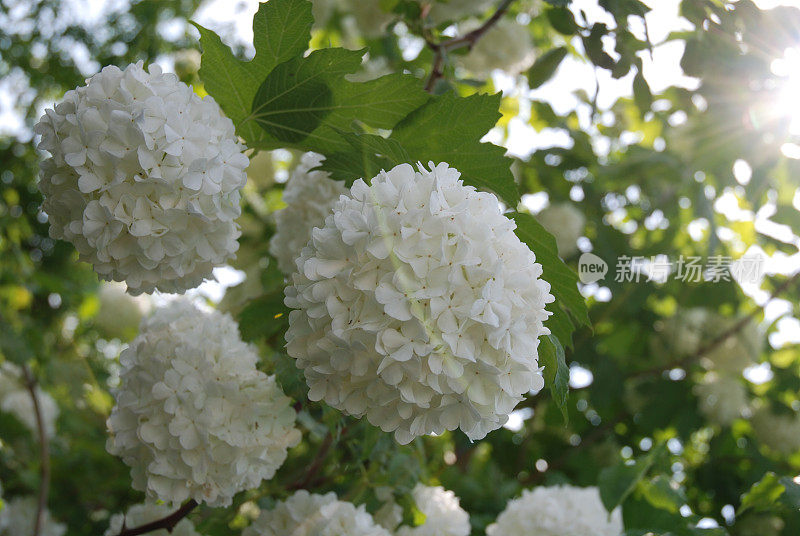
{"left": 633, "top": 271, "right": 800, "bottom": 378}
{"left": 423, "top": 0, "right": 515, "bottom": 92}
{"left": 116, "top": 500, "right": 198, "bottom": 536}
{"left": 21, "top": 365, "right": 49, "bottom": 536}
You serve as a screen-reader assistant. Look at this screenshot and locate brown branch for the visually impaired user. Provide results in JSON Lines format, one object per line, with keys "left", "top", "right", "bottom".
{"left": 116, "top": 500, "right": 198, "bottom": 536}
{"left": 633, "top": 271, "right": 800, "bottom": 379}
{"left": 21, "top": 365, "right": 49, "bottom": 536}
{"left": 424, "top": 0, "right": 516, "bottom": 92}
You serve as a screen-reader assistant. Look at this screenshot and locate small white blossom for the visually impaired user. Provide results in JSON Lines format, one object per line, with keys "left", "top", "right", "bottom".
{"left": 535, "top": 203, "right": 586, "bottom": 258}
{"left": 242, "top": 490, "right": 391, "bottom": 536}
{"left": 105, "top": 502, "right": 203, "bottom": 536}
{"left": 694, "top": 373, "right": 748, "bottom": 426}
{"left": 0, "top": 362, "right": 59, "bottom": 439}
{"left": 285, "top": 162, "right": 553, "bottom": 444}
{"left": 751, "top": 405, "right": 800, "bottom": 455}
{"left": 458, "top": 19, "right": 535, "bottom": 77}
{"left": 0, "top": 497, "right": 66, "bottom": 536}
{"left": 486, "top": 485, "right": 622, "bottom": 536}
{"left": 396, "top": 484, "right": 470, "bottom": 536}
{"left": 34, "top": 61, "right": 248, "bottom": 295}
{"left": 106, "top": 301, "right": 301, "bottom": 507}
{"left": 269, "top": 153, "right": 348, "bottom": 274}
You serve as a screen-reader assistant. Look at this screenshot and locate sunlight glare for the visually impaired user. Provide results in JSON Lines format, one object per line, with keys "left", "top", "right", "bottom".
{"left": 771, "top": 47, "right": 800, "bottom": 136}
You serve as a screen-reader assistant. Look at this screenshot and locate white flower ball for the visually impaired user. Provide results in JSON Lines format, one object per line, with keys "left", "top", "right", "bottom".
{"left": 702, "top": 316, "right": 762, "bottom": 373}
{"left": 342, "top": 0, "right": 395, "bottom": 38}
{"left": 694, "top": 373, "right": 748, "bottom": 426}
{"left": 0, "top": 362, "right": 59, "bottom": 439}
{"left": 106, "top": 300, "right": 301, "bottom": 506}
{"left": 0, "top": 497, "right": 66, "bottom": 536}
{"left": 285, "top": 162, "right": 553, "bottom": 444}
{"left": 34, "top": 61, "right": 248, "bottom": 295}
{"left": 751, "top": 406, "right": 800, "bottom": 455}
{"left": 269, "top": 153, "right": 348, "bottom": 274}
{"left": 105, "top": 502, "right": 203, "bottom": 536}
{"left": 396, "top": 484, "right": 470, "bottom": 536}
{"left": 535, "top": 203, "right": 586, "bottom": 258}
{"left": 242, "top": 490, "right": 391, "bottom": 536}
{"left": 458, "top": 19, "right": 535, "bottom": 77}
{"left": 486, "top": 485, "right": 623, "bottom": 536}
{"left": 656, "top": 308, "right": 708, "bottom": 358}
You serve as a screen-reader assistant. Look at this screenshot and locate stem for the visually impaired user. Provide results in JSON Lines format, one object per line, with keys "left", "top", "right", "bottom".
{"left": 424, "top": 0, "right": 516, "bottom": 92}
{"left": 116, "top": 500, "right": 198, "bottom": 536}
{"left": 22, "top": 365, "right": 49, "bottom": 536}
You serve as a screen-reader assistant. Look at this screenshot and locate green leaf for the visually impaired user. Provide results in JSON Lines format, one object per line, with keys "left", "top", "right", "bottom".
{"left": 546, "top": 7, "right": 580, "bottom": 34}
{"left": 237, "top": 289, "right": 290, "bottom": 342}
{"left": 318, "top": 132, "right": 410, "bottom": 184}
{"left": 539, "top": 334, "right": 569, "bottom": 422}
{"left": 508, "top": 212, "right": 590, "bottom": 348}
{"left": 779, "top": 476, "right": 800, "bottom": 509}
{"left": 599, "top": 445, "right": 664, "bottom": 513}
{"left": 193, "top": 0, "right": 314, "bottom": 142}
{"left": 739, "top": 472, "right": 785, "bottom": 514}
{"left": 640, "top": 476, "right": 686, "bottom": 514}
{"left": 528, "top": 47, "right": 569, "bottom": 89}
{"left": 582, "top": 23, "right": 616, "bottom": 69}
{"left": 249, "top": 48, "right": 428, "bottom": 151}
{"left": 390, "top": 92, "right": 519, "bottom": 206}
{"left": 633, "top": 68, "right": 653, "bottom": 114}
{"left": 544, "top": 0, "right": 571, "bottom": 6}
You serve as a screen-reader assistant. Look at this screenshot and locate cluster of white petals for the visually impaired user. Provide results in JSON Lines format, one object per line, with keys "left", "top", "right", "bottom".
{"left": 486, "top": 485, "right": 622, "bottom": 536}
{"left": 0, "top": 497, "right": 66, "bottom": 536}
{"left": 269, "top": 153, "right": 348, "bottom": 274}
{"left": 751, "top": 406, "right": 800, "bottom": 455}
{"left": 702, "top": 316, "right": 762, "bottom": 373}
{"left": 343, "top": 0, "right": 395, "bottom": 37}
{"left": 242, "top": 490, "right": 391, "bottom": 536}
{"left": 106, "top": 301, "right": 301, "bottom": 506}
{"left": 694, "top": 373, "right": 748, "bottom": 426}
{"left": 654, "top": 308, "right": 708, "bottom": 358}
{"left": 34, "top": 61, "right": 248, "bottom": 295}
{"left": 95, "top": 281, "right": 151, "bottom": 338}
{"left": 396, "top": 484, "right": 470, "bottom": 536}
{"left": 0, "top": 362, "right": 59, "bottom": 438}
{"left": 535, "top": 203, "right": 586, "bottom": 258}
{"left": 458, "top": 19, "right": 535, "bottom": 76}
{"left": 286, "top": 162, "right": 553, "bottom": 444}
{"left": 105, "top": 502, "right": 203, "bottom": 536}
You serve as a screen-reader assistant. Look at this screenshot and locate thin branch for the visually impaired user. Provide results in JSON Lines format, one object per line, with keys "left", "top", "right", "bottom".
{"left": 633, "top": 271, "right": 800, "bottom": 378}
{"left": 424, "top": 0, "right": 516, "bottom": 92}
{"left": 115, "top": 500, "right": 198, "bottom": 536}
{"left": 21, "top": 365, "right": 49, "bottom": 536}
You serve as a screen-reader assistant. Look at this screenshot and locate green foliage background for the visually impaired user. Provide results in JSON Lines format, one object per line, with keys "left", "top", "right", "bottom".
{"left": 1, "top": 0, "right": 800, "bottom": 535}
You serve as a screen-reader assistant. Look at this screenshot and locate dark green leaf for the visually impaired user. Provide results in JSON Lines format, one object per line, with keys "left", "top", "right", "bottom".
{"left": 640, "top": 476, "right": 686, "bottom": 514}
{"left": 318, "top": 132, "right": 410, "bottom": 184}
{"left": 779, "top": 476, "right": 800, "bottom": 509}
{"left": 633, "top": 69, "right": 653, "bottom": 114}
{"left": 599, "top": 445, "right": 664, "bottom": 512}
{"left": 582, "top": 23, "right": 616, "bottom": 69}
{"left": 237, "top": 290, "right": 290, "bottom": 342}
{"left": 547, "top": 7, "right": 580, "bottom": 34}
{"left": 528, "top": 47, "right": 569, "bottom": 89}
{"left": 540, "top": 334, "right": 569, "bottom": 421}
{"left": 739, "top": 472, "right": 785, "bottom": 514}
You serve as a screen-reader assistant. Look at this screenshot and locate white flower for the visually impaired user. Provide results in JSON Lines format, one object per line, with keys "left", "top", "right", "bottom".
{"left": 694, "top": 373, "right": 748, "bottom": 426}
{"left": 0, "top": 497, "right": 66, "bottom": 536}
{"left": 242, "top": 490, "right": 391, "bottom": 536}
{"left": 535, "top": 203, "right": 586, "bottom": 258}
{"left": 269, "top": 153, "right": 348, "bottom": 274}
{"left": 342, "top": 0, "right": 395, "bottom": 38}
{"left": 702, "top": 316, "right": 762, "bottom": 373}
{"left": 34, "top": 61, "right": 248, "bottom": 295}
{"left": 751, "top": 405, "right": 800, "bottom": 455}
{"left": 655, "top": 308, "right": 708, "bottom": 358}
{"left": 106, "top": 300, "right": 301, "bottom": 506}
{"left": 486, "top": 485, "right": 623, "bottom": 536}
{"left": 458, "top": 19, "right": 535, "bottom": 77}
{"left": 105, "top": 502, "right": 203, "bottom": 536}
{"left": 396, "top": 484, "right": 470, "bottom": 536}
{"left": 95, "top": 281, "right": 151, "bottom": 338}
{"left": 285, "top": 162, "right": 553, "bottom": 444}
{"left": 0, "top": 362, "right": 59, "bottom": 439}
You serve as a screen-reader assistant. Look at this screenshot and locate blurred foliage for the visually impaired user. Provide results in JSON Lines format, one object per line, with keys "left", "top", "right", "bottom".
{"left": 1, "top": 0, "right": 800, "bottom": 535}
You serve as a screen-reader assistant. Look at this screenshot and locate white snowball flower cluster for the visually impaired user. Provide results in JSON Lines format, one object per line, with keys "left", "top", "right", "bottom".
{"left": 0, "top": 496, "right": 66, "bottom": 536}
{"left": 105, "top": 502, "right": 203, "bottom": 536}
{"left": 458, "top": 19, "right": 535, "bottom": 77}
{"left": 694, "top": 373, "right": 748, "bottom": 426}
{"left": 486, "top": 485, "right": 622, "bottom": 536}
{"left": 702, "top": 316, "right": 762, "bottom": 373}
{"left": 535, "top": 203, "right": 586, "bottom": 258}
{"left": 0, "top": 362, "right": 59, "bottom": 438}
{"left": 95, "top": 281, "right": 151, "bottom": 338}
{"left": 285, "top": 162, "right": 553, "bottom": 444}
{"left": 106, "top": 300, "right": 301, "bottom": 506}
{"left": 396, "top": 484, "right": 470, "bottom": 536}
{"left": 342, "top": 0, "right": 395, "bottom": 38}
{"left": 242, "top": 490, "right": 391, "bottom": 536}
{"left": 34, "top": 61, "right": 248, "bottom": 295}
{"left": 269, "top": 153, "right": 348, "bottom": 274}
{"left": 655, "top": 308, "right": 709, "bottom": 358}
{"left": 751, "top": 406, "right": 800, "bottom": 455}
